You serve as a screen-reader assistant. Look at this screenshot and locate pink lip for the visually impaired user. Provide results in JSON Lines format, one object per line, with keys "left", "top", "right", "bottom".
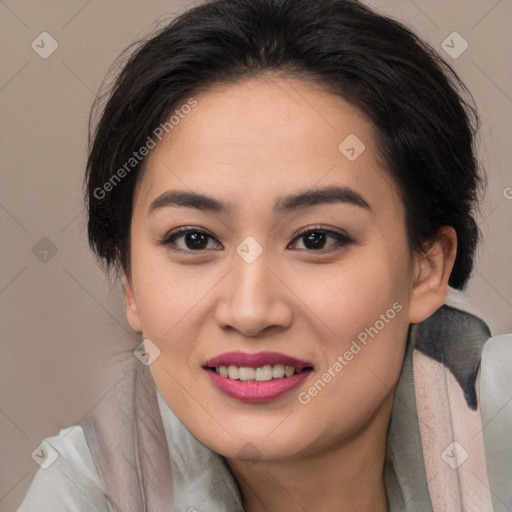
{"left": 204, "top": 350, "right": 313, "bottom": 369}
{"left": 203, "top": 351, "right": 314, "bottom": 403}
{"left": 205, "top": 369, "right": 312, "bottom": 403}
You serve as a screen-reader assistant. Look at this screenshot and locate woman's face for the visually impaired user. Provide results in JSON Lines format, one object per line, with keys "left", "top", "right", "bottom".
{"left": 125, "top": 75, "right": 430, "bottom": 460}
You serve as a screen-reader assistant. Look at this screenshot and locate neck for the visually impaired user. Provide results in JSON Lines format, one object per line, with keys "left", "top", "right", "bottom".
{"left": 226, "top": 392, "right": 393, "bottom": 512}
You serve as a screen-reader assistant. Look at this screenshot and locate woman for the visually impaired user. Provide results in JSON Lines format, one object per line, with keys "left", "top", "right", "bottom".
{"left": 17, "top": 0, "right": 511, "bottom": 511}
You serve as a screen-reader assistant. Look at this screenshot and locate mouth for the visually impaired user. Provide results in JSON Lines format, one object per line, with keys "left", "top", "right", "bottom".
{"left": 202, "top": 351, "right": 314, "bottom": 402}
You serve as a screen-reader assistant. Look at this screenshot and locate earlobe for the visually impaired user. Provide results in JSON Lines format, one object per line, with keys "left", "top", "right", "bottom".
{"left": 408, "top": 226, "right": 458, "bottom": 324}
{"left": 122, "top": 273, "right": 142, "bottom": 333}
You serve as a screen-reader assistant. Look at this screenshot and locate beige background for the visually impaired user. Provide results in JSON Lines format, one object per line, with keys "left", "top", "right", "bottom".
{"left": 1, "top": 0, "right": 511, "bottom": 510}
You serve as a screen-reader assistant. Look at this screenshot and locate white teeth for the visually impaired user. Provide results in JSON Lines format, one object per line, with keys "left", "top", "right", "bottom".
{"left": 255, "top": 365, "right": 273, "bottom": 381}
{"left": 215, "top": 363, "right": 307, "bottom": 381}
{"left": 272, "top": 364, "right": 285, "bottom": 378}
{"left": 227, "top": 365, "right": 239, "bottom": 380}
{"left": 239, "top": 367, "right": 255, "bottom": 381}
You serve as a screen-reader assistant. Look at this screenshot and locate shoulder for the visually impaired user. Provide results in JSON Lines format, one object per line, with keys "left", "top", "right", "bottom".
{"left": 17, "top": 425, "right": 107, "bottom": 512}
{"left": 479, "top": 333, "right": 512, "bottom": 511}
{"left": 481, "top": 332, "right": 512, "bottom": 366}
{"left": 479, "top": 333, "right": 512, "bottom": 414}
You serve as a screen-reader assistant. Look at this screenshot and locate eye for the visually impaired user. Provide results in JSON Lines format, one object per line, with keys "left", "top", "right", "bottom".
{"left": 161, "top": 227, "right": 222, "bottom": 252}
{"left": 161, "top": 225, "right": 352, "bottom": 253}
{"left": 288, "top": 226, "right": 353, "bottom": 251}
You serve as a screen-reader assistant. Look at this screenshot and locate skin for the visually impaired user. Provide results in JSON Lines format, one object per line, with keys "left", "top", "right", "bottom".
{"left": 122, "top": 74, "right": 457, "bottom": 512}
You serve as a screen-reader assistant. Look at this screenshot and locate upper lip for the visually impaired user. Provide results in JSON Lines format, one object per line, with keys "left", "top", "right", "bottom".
{"left": 204, "top": 351, "right": 313, "bottom": 370}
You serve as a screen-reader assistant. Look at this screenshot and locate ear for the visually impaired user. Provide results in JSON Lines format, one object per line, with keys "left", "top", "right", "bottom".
{"left": 408, "top": 226, "right": 458, "bottom": 324}
{"left": 122, "top": 273, "right": 142, "bottom": 333}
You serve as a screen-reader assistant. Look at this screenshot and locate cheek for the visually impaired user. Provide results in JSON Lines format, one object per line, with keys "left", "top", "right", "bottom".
{"left": 295, "top": 273, "right": 409, "bottom": 445}
{"left": 296, "top": 241, "right": 411, "bottom": 398}
{"left": 299, "top": 242, "right": 410, "bottom": 339}
{"left": 130, "top": 235, "right": 199, "bottom": 332}
{"left": 129, "top": 240, "right": 230, "bottom": 382}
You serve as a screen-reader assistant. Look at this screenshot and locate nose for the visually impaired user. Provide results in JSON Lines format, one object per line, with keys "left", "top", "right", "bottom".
{"left": 213, "top": 249, "right": 293, "bottom": 337}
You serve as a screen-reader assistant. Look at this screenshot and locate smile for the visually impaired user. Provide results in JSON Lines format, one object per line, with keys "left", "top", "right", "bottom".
{"left": 203, "top": 351, "right": 314, "bottom": 402}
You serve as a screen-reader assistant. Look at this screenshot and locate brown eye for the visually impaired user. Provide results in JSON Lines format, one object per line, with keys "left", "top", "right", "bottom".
{"left": 162, "top": 228, "right": 222, "bottom": 252}
{"left": 302, "top": 231, "right": 327, "bottom": 249}
{"left": 289, "top": 228, "right": 352, "bottom": 251}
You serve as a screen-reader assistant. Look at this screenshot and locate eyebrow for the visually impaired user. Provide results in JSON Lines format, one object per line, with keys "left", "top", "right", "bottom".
{"left": 147, "top": 185, "right": 373, "bottom": 216}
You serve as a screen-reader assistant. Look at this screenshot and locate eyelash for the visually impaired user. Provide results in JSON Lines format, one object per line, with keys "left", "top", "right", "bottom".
{"left": 160, "top": 225, "right": 353, "bottom": 254}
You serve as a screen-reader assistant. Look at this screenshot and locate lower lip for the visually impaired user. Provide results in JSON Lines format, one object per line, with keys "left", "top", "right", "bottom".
{"left": 205, "top": 368, "right": 312, "bottom": 403}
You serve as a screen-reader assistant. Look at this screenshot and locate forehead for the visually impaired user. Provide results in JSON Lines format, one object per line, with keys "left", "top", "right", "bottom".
{"left": 135, "top": 76, "right": 402, "bottom": 216}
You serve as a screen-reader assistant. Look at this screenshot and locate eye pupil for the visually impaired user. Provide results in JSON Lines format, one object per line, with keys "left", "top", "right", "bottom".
{"left": 186, "top": 232, "right": 208, "bottom": 250}
{"left": 304, "top": 231, "right": 326, "bottom": 249}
